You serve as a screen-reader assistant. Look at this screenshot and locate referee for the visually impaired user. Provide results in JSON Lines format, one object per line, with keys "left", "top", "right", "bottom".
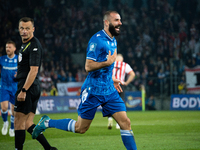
{"left": 14, "top": 17, "right": 57, "bottom": 150}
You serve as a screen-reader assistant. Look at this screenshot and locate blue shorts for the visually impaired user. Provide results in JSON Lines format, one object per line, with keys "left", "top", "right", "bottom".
{"left": 78, "top": 89, "right": 126, "bottom": 120}
{"left": 0, "top": 89, "right": 15, "bottom": 105}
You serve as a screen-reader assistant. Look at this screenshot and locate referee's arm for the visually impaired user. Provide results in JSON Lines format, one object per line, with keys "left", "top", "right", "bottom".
{"left": 17, "top": 66, "right": 38, "bottom": 101}
{"left": 22, "top": 66, "right": 38, "bottom": 90}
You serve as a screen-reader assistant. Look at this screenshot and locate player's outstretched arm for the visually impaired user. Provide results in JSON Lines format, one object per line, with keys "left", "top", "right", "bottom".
{"left": 85, "top": 49, "right": 117, "bottom": 72}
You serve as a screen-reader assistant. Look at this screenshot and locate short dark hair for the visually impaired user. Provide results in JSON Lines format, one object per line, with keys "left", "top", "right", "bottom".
{"left": 6, "top": 40, "right": 16, "bottom": 47}
{"left": 103, "top": 10, "right": 119, "bottom": 21}
{"left": 19, "top": 17, "right": 34, "bottom": 26}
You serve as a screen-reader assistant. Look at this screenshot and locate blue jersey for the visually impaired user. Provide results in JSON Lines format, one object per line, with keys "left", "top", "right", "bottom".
{"left": 81, "top": 30, "right": 117, "bottom": 95}
{"left": 0, "top": 54, "right": 18, "bottom": 92}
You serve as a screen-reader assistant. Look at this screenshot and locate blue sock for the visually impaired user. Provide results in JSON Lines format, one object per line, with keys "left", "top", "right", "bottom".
{"left": 120, "top": 129, "right": 137, "bottom": 150}
{"left": 10, "top": 115, "right": 14, "bottom": 129}
{"left": 1, "top": 110, "right": 8, "bottom": 122}
{"left": 49, "top": 118, "right": 76, "bottom": 133}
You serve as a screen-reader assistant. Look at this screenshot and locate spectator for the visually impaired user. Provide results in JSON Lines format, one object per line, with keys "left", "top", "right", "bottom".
{"left": 145, "top": 95, "right": 156, "bottom": 110}
{"left": 39, "top": 72, "right": 52, "bottom": 91}
{"left": 179, "top": 29, "right": 187, "bottom": 43}
{"left": 41, "top": 89, "right": 48, "bottom": 96}
{"left": 147, "top": 70, "right": 155, "bottom": 96}
{"left": 50, "top": 85, "right": 58, "bottom": 96}
{"left": 190, "top": 24, "right": 196, "bottom": 37}
{"left": 178, "top": 18, "right": 187, "bottom": 32}
{"left": 158, "top": 69, "right": 165, "bottom": 83}
{"left": 178, "top": 80, "right": 186, "bottom": 94}
{"left": 157, "top": 69, "right": 166, "bottom": 94}
{"left": 57, "top": 69, "right": 67, "bottom": 82}
{"left": 189, "top": 36, "right": 196, "bottom": 52}
{"left": 67, "top": 72, "right": 76, "bottom": 82}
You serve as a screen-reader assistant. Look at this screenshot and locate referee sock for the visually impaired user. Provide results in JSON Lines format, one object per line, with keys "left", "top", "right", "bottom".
{"left": 1, "top": 110, "right": 8, "bottom": 122}
{"left": 49, "top": 118, "right": 76, "bottom": 133}
{"left": 120, "top": 129, "right": 137, "bottom": 150}
{"left": 15, "top": 130, "right": 25, "bottom": 150}
{"left": 27, "top": 124, "right": 51, "bottom": 150}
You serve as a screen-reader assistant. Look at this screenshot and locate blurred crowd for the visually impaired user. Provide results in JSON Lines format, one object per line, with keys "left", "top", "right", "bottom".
{"left": 0, "top": 0, "right": 200, "bottom": 96}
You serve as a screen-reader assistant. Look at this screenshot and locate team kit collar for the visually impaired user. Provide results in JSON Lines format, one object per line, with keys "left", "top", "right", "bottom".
{"left": 102, "top": 29, "right": 115, "bottom": 41}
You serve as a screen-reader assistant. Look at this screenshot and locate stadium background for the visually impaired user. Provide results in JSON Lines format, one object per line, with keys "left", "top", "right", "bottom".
{"left": 0, "top": 0, "right": 200, "bottom": 110}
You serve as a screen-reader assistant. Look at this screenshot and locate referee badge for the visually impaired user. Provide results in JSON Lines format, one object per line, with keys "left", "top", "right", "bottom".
{"left": 18, "top": 53, "right": 22, "bottom": 62}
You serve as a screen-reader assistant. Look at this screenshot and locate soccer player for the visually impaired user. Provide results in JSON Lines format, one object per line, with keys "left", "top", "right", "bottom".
{"left": 108, "top": 53, "right": 135, "bottom": 129}
{"left": 14, "top": 17, "right": 57, "bottom": 150}
{"left": 32, "top": 11, "right": 137, "bottom": 150}
{"left": 0, "top": 40, "right": 18, "bottom": 137}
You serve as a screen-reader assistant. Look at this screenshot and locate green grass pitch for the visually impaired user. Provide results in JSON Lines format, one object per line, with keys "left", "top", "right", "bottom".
{"left": 0, "top": 111, "right": 199, "bottom": 150}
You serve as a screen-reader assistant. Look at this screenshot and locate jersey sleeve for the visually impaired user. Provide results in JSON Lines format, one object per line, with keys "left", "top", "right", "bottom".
{"left": 86, "top": 37, "right": 101, "bottom": 62}
{"left": 29, "top": 42, "right": 42, "bottom": 66}
{"left": 125, "top": 63, "right": 133, "bottom": 74}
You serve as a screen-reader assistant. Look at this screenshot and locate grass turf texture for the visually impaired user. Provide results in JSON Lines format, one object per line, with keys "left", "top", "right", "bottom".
{"left": 0, "top": 111, "right": 199, "bottom": 150}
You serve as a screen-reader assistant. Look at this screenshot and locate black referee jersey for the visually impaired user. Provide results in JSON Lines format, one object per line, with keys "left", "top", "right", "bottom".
{"left": 16, "top": 36, "right": 43, "bottom": 80}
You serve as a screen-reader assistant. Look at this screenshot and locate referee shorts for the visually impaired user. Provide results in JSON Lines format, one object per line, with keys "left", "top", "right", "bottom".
{"left": 14, "top": 79, "right": 41, "bottom": 115}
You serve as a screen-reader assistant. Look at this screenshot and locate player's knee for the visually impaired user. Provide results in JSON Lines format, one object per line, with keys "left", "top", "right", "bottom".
{"left": 120, "top": 117, "right": 131, "bottom": 130}
{"left": 126, "top": 118, "right": 131, "bottom": 127}
{"left": 14, "top": 119, "right": 25, "bottom": 130}
{"left": 1, "top": 105, "right": 8, "bottom": 112}
{"left": 14, "top": 115, "right": 26, "bottom": 130}
{"left": 75, "top": 126, "right": 89, "bottom": 134}
{"left": 79, "top": 129, "right": 87, "bottom": 134}
{"left": 1, "top": 107, "right": 7, "bottom": 112}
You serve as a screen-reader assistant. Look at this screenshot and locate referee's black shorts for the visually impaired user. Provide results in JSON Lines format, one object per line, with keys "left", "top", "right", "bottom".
{"left": 14, "top": 79, "right": 41, "bottom": 114}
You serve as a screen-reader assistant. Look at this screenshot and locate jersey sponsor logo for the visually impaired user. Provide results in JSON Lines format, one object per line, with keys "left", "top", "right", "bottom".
{"left": 33, "top": 48, "right": 38, "bottom": 51}
{"left": 89, "top": 43, "right": 97, "bottom": 52}
{"left": 18, "top": 53, "right": 22, "bottom": 62}
{"left": 3, "top": 66, "right": 17, "bottom": 70}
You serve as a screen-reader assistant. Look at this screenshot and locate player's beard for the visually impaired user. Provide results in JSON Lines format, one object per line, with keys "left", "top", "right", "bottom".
{"left": 109, "top": 23, "right": 120, "bottom": 37}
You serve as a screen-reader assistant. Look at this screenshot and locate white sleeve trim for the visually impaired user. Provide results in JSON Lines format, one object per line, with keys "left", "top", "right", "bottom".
{"left": 87, "top": 57, "right": 96, "bottom": 61}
